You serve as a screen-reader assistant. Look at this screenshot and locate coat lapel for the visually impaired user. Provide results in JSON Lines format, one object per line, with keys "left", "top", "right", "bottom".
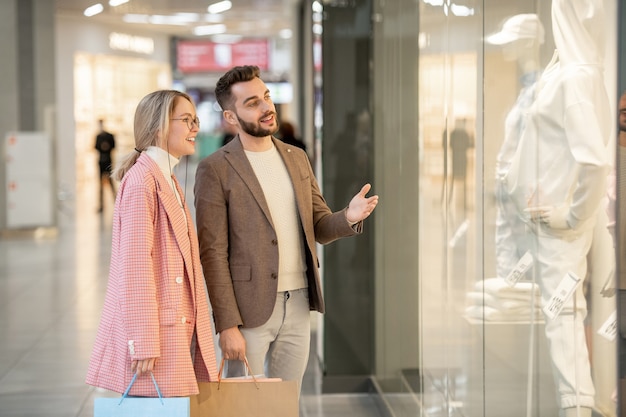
{"left": 274, "top": 138, "right": 308, "bottom": 216}
{"left": 139, "top": 156, "right": 195, "bottom": 285}
{"left": 223, "top": 137, "right": 275, "bottom": 227}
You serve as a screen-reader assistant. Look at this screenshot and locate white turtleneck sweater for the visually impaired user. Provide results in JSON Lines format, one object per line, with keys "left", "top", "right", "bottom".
{"left": 245, "top": 144, "right": 308, "bottom": 292}
{"left": 145, "top": 146, "right": 186, "bottom": 220}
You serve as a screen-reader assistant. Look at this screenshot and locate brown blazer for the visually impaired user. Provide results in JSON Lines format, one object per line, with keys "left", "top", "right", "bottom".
{"left": 194, "top": 136, "right": 360, "bottom": 332}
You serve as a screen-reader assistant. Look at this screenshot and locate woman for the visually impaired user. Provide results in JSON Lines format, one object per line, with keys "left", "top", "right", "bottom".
{"left": 86, "top": 90, "right": 218, "bottom": 397}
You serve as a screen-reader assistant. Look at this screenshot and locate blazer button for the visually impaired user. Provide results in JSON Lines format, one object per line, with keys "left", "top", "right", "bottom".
{"left": 271, "top": 239, "right": 278, "bottom": 245}
{"left": 271, "top": 273, "right": 278, "bottom": 279}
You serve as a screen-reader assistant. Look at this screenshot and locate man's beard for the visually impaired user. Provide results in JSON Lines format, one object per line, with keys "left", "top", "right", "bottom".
{"left": 237, "top": 113, "right": 279, "bottom": 138}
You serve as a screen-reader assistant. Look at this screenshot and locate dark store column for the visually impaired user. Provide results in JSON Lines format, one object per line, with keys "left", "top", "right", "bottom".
{"left": 320, "top": 0, "right": 376, "bottom": 393}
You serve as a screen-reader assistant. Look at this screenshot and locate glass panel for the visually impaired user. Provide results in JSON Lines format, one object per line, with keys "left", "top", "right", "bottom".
{"left": 483, "top": 3, "right": 556, "bottom": 416}
{"left": 319, "top": 0, "right": 377, "bottom": 388}
{"left": 484, "top": 2, "right": 618, "bottom": 416}
{"left": 418, "top": 1, "right": 481, "bottom": 415}
{"left": 370, "top": 0, "right": 619, "bottom": 416}
{"left": 370, "top": 0, "right": 421, "bottom": 411}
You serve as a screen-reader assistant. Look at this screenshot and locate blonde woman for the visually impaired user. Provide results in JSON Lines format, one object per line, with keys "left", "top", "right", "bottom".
{"left": 86, "top": 90, "right": 218, "bottom": 397}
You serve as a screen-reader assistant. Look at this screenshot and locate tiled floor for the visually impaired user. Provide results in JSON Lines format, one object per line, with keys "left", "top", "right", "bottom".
{"left": 0, "top": 177, "right": 384, "bottom": 417}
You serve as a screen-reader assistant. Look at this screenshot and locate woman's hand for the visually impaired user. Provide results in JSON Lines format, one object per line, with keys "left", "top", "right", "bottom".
{"left": 131, "top": 358, "right": 157, "bottom": 375}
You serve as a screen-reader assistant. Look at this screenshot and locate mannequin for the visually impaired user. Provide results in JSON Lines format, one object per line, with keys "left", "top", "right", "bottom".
{"left": 487, "top": 13, "right": 545, "bottom": 280}
{"left": 504, "top": 1, "right": 611, "bottom": 415}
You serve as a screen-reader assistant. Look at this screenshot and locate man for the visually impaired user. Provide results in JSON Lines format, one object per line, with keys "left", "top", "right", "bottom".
{"left": 94, "top": 119, "right": 116, "bottom": 212}
{"left": 194, "top": 65, "right": 378, "bottom": 393}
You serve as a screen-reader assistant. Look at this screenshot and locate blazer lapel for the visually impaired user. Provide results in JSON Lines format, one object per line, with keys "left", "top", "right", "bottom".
{"left": 224, "top": 137, "right": 274, "bottom": 227}
{"left": 274, "top": 138, "right": 308, "bottom": 215}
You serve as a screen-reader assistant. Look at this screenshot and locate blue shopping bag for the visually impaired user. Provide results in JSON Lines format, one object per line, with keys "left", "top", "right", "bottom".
{"left": 94, "top": 372, "right": 190, "bottom": 417}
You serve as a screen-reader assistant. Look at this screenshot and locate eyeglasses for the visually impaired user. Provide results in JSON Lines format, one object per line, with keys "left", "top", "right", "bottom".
{"left": 171, "top": 116, "right": 200, "bottom": 130}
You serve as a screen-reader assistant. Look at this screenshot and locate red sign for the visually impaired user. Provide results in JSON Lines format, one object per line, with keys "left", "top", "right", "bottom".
{"left": 177, "top": 40, "right": 270, "bottom": 73}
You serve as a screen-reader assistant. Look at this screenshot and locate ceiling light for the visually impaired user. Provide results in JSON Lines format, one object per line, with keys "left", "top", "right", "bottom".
{"left": 279, "top": 29, "right": 293, "bottom": 39}
{"left": 208, "top": 1, "right": 232, "bottom": 14}
{"left": 109, "top": 0, "right": 129, "bottom": 6}
{"left": 450, "top": 4, "right": 474, "bottom": 16}
{"left": 123, "top": 14, "right": 150, "bottom": 23}
{"left": 84, "top": 3, "right": 104, "bottom": 17}
{"left": 173, "top": 13, "right": 201, "bottom": 22}
{"left": 194, "top": 24, "right": 227, "bottom": 36}
{"left": 148, "top": 15, "right": 194, "bottom": 25}
{"left": 312, "top": 1, "right": 323, "bottom": 13}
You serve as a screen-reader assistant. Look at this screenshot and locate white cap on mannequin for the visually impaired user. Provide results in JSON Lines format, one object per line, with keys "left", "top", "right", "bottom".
{"left": 486, "top": 13, "right": 545, "bottom": 45}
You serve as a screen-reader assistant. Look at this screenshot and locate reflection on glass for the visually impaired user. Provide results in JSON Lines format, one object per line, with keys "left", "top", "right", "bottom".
{"left": 444, "top": 117, "right": 474, "bottom": 215}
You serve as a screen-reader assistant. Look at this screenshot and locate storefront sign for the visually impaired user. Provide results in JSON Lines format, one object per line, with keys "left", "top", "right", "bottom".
{"left": 109, "top": 32, "right": 154, "bottom": 55}
{"left": 176, "top": 40, "right": 269, "bottom": 73}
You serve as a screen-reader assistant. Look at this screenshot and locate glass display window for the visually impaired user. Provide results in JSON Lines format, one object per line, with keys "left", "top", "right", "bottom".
{"left": 367, "top": 0, "right": 621, "bottom": 416}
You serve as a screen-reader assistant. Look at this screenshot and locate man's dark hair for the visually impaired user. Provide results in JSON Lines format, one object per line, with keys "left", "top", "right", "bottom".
{"left": 215, "top": 65, "right": 261, "bottom": 111}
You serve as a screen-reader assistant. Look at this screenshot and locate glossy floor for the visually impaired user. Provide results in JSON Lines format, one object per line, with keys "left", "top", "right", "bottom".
{"left": 0, "top": 183, "right": 384, "bottom": 417}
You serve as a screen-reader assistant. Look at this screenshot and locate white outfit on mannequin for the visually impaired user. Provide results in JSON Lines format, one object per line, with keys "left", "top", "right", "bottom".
{"left": 488, "top": 13, "right": 545, "bottom": 279}
{"left": 494, "top": 70, "right": 540, "bottom": 279}
{"left": 503, "top": 0, "right": 610, "bottom": 412}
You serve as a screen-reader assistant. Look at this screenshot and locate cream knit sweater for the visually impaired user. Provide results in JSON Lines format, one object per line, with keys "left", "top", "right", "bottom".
{"left": 245, "top": 145, "right": 308, "bottom": 291}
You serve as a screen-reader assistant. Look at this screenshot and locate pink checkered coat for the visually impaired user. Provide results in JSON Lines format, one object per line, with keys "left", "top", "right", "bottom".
{"left": 86, "top": 153, "right": 218, "bottom": 397}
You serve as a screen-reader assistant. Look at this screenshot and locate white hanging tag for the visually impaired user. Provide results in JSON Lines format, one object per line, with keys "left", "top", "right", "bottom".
{"left": 597, "top": 310, "right": 617, "bottom": 342}
{"left": 542, "top": 272, "right": 581, "bottom": 320}
{"left": 504, "top": 251, "right": 534, "bottom": 287}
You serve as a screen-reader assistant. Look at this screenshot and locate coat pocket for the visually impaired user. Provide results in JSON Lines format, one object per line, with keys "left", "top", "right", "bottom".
{"left": 230, "top": 265, "right": 252, "bottom": 281}
{"left": 159, "top": 309, "right": 177, "bottom": 326}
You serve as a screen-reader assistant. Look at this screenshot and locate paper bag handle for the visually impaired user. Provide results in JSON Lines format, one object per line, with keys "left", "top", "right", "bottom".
{"left": 218, "top": 357, "right": 260, "bottom": 389}
{"left": 119, "top": 372, "right": 164, "bottom": 405}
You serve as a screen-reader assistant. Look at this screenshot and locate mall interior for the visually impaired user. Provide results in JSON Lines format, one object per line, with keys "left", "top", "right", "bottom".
{"left": 1, "top": 0, "right": 626, "bottom": 416}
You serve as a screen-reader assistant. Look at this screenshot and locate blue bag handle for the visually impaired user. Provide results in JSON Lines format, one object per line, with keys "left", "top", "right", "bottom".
{"left": 119, "top": 372, "right": 164, "bottom": 405}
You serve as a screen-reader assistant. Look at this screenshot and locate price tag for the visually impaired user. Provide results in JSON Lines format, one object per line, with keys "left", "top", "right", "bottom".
{"left": 542, "top": 272, "right": 581, "bottom": 320}
{"left": 597, "top": 310, "right": 617, "bottom": 342}
{"left": 504, "top": 251, "right": 534, "bottom": 287}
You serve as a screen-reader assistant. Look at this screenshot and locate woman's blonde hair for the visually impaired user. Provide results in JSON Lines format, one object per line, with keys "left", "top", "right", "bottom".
{"left": 112, "top": 90, "right": 194, "bottom": 181}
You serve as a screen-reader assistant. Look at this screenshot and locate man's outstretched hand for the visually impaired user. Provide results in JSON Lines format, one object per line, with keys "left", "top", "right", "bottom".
{"left": 346, "top": 184, "right": 379, "bottom": 223}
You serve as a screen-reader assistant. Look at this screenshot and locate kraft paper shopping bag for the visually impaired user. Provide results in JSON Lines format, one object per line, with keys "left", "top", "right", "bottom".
{"left": 189, "top": 358, "right": 298, "bottom": 417}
